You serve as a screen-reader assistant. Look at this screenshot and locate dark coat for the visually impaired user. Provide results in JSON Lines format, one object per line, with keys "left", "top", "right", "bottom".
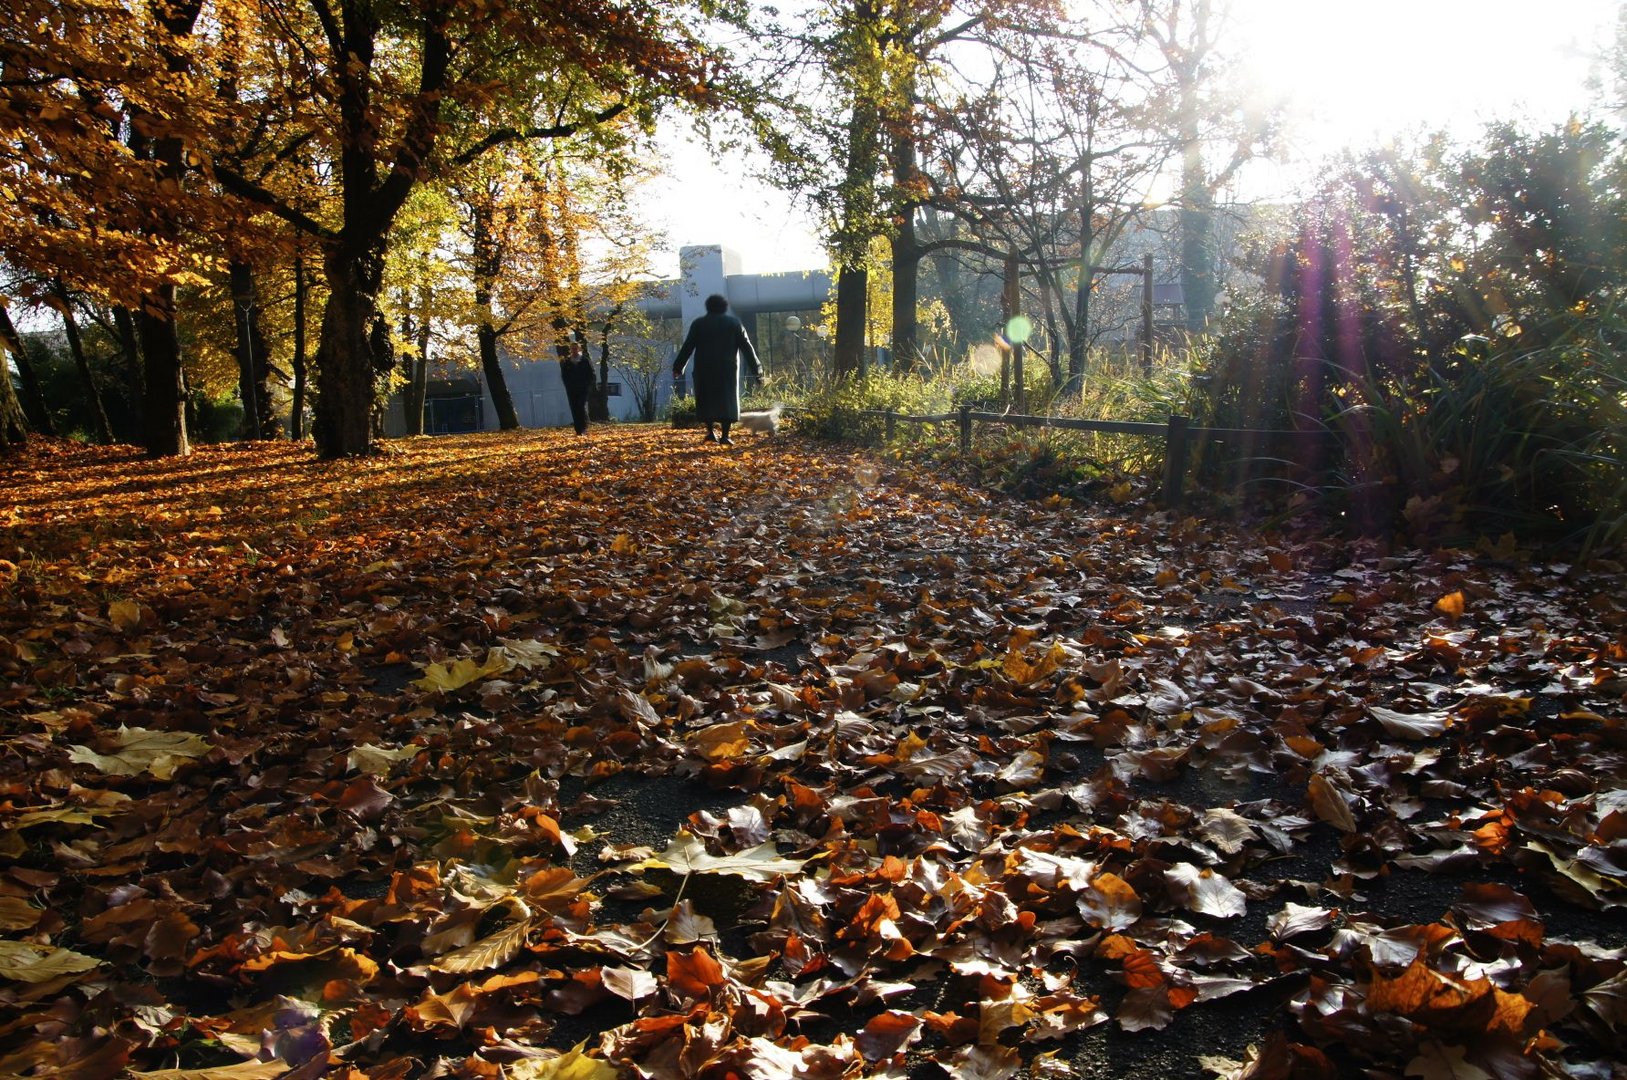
{"left": 672, "top": 312, "right": 762, "bottom": 423}
{"left": 559, "top": 353, "right": 594, "bottom": 396}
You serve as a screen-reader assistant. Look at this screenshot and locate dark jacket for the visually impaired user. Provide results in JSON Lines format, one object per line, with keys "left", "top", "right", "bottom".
{"left": 672, "top": 312, "right": 762, "bottom": 423}
{"left": 559, "top": 352, "right": 594, "bottom": 395}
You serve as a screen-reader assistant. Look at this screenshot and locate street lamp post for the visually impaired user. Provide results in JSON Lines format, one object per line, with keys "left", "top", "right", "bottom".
{"left": 785, "top": 315, "right": 802, "bottom": 379}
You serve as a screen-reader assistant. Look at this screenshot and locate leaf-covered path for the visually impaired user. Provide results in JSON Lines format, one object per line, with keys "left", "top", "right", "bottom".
{"left": 1, "top": 427, "right": 1624, "bottom": 1079}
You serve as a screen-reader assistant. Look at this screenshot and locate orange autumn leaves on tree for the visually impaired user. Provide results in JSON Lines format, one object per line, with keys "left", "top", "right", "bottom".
{"left": 1, "top": 0, "right": 725, "bottom": 458}
{"left": 0, "top": 429, "right": 1625, "bottom": 1077}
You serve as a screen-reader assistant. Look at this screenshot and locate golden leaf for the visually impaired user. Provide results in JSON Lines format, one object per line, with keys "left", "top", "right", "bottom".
{"left": 108, "top": 599, "right": 142, "bottom": 631}
{"left": 431, "top": 919, "right": 532, "bottom": 973}
{"left": 0, "top": 940, "right": 101, "bottom": 982}
{"left": 1307, "top": 774, "right": 1357, "bottom": 832}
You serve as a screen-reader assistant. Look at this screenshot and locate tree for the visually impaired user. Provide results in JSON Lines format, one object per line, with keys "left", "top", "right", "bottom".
{"left": 0, "top": 317, "right": 29, "bottom": 451}
{"left": 209, "top": 1, "right": 718, "bottom": 459}
{"left": 0, "top": 302, "right": 54, "bottom": 438}
{"left": 383, "top": 187, "right": 463, "bottom": 438}
{"left": 604, "top": 306, "right": 679, "bottom": 421}
{"left": 918, "top": 5, "right": 1177, "bottom": 392}
{"left": 46, "top": 280, "right": 114, "bottom": 444}
{"left": 0, "top": 0, "right": 234, "bottom": 457}
{"left": 1141, "top": 0, "right": 1276, "bottom": 333}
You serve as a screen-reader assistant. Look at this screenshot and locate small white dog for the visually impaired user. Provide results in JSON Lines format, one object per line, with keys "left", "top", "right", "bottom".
{"left": 736, "top": 403, "right": 783, "bottom": 437}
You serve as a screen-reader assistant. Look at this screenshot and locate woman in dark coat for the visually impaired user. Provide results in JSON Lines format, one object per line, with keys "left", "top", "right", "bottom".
{"left": 672, "top": 293, "right": 762, "bottom": 445}
{"left": 559, "top": 340, "right": 594, "bottom": 435}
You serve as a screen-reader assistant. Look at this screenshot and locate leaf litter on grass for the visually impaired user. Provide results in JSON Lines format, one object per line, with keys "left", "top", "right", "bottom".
{"left": 0, "top": 427, "right": 1623, "bottom": 1079}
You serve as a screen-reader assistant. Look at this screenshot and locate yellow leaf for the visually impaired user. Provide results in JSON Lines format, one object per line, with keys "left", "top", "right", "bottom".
{"left": 9, "top": 806, "right": 102, "bottom": 828}
{"left": 689, "top": 720, "right": 753, "bottom": 762}
{"left": 109, "top": 599, "right": 142, "bottom": 631}
{"left": 503, "top": 1044, "right": 621, "bottom": 1080}
{"left": 0, "top": 896, "right": 43, "bottom": 931}
{"left": 637, "top": 830, "right": 806, "bottom": 882}
{"left": 347, "top": 742, "right": 420, "bottom": 775}
{"left": 130, "top": 1062, "right": 293, "bottom": 1080}
{"left": 895, "top": 730, "right": 928, "bottom": 762}
{"left": 431, "top": 919, "right": 532, "bottom": 973}
{"left": 67, "top": 726, "right": 211, "bottom": 780}
{"left": 0, "top": 940, "right": 101, "bottom": 981}
{"left": 496, "top": 638, "right": 560, "bottom": 670}
{"left": 413, "top": 649, "right": 514, "bottom": 692}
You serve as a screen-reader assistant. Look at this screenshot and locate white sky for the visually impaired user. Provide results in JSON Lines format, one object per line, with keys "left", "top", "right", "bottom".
{"left": 646, "top": 0, "right": 1623, "bottom": 277}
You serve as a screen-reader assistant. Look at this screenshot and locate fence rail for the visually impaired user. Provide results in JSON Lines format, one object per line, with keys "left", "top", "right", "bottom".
{"left": 860, "top": 406, "right": 1332, "bottom": 506}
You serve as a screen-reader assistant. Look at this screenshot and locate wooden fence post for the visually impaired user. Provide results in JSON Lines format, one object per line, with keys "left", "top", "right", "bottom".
{"left": 959, "top": 406, "right": 972, "bottom": 454}
{"left": 885, "top": 408, "right": 896, "bottom": 442}
{"left": 1161, "top": 413, "right": 1190, "bottom": 506}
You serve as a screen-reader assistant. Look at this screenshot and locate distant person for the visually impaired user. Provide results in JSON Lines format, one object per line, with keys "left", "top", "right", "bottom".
{"left": 672, "top": 293, "right": 763, "bottom": 445}
{"left": 559, "top": 339, "right": 594, "bottom": 435}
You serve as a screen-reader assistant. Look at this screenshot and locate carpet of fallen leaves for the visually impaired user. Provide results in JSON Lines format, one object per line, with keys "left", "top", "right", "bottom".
{"left": 1, "top": 426, "right": 1626, "bottom": 1080}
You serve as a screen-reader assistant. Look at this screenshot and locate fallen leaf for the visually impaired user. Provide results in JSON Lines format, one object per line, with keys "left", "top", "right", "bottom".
{"left": 67, "top": 726, "right": 211, "bottom": 779}
{"left": 129, "top": 1062, "right": 294, "bottom": 1080}
{"left": 431, "top": 919, "right": 531, "bottom": 973}
{"left": 0, "top": 940, "right": 101, "bottom": 981}
{"left": 413, "top": 649, "right": 514, "bottom": 692}
{"left": 1404, "top": 1041, "right": 1492, "bottom": 1080}
{"left": 637, "top": 831, "right": 805, "bottom": 882}
{"left": 1308, "top": 773, "right": 1358, "bottom": 832}
{"left": 1370, "top": 705, "right": 1451, "bottom": 739}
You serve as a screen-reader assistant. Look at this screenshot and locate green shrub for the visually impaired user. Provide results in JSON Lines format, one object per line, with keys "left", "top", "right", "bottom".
{"left": 801, "top": 353, "right": 1186, "bottom": 506}
{"left": 790, "top": 371, "right": 954, "bottom": 445}
{"left": 191, "top": 395, "right": 244, "bottom": 443}
{"left": 668, "top": 396, "right": 697, "bottom": 428}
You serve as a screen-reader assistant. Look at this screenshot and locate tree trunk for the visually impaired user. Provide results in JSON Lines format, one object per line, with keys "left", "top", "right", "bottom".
{"left": 591, "top": 314, "right": 614, "bottom": 423}
{"left": 834, "top": 266, "right": 868, "bottom": 379}
{"left": 53, "top": 283, "right": 115, "bottom": 444}
{"left": 888, "top": 84, "right": 922, "bottom": 374}
{"left": 131, "top": 0, "right": 201, "bottom": 458}
{"left": 890, "top": 222, "right": 920, "bottom": 374}
{"left": 1068, "top": 167, "right": 1094, "bottom": 397}
{"left": 291, "top": 253, "right": 308, "bottom": 440}
{"left": 476, "top": 322, "right": 519, "bottom": 429}
{"left": 0, "top": 334, "right": 29, "bottom": 452}
{"left": 311, "top": 244, "right": 386, "bottom": 458}
{"left": 832, "top": 93, "right": 879, "bottom": 380}
{"left": 0, "top": 304, "right": 53, "bottom": 436}
{"left": 470, "top": 204, "right": 519, "bottom": 430}
{"left": 1179, "top": 147, "right": 1216, "bottom": 333}
{"left": 137, "top": 287, "right": 191, "bottom": 457}
{"left": 111, "top": 306, "right": 143, "bottom": 395}
{"left": 406, "top": 283, "right": 430, "bottom": 435}
{"left": 400, "top": 306, "right": 424, "bottom": 436}
{"left": 229, "top": 260, "right": 279, "bottom": 439}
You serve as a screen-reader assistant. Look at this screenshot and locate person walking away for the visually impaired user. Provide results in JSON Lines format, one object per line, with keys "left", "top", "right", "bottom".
{"left": 672, "top": 293, "right": 762, "bottom": 445}
{"left": 559, "top": 340, "right": 594, "bottom": 435}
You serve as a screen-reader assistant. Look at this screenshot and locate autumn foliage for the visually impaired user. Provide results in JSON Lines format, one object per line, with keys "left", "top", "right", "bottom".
{"left": 1, "top": 429, "right": 1624, "bottom": 1078}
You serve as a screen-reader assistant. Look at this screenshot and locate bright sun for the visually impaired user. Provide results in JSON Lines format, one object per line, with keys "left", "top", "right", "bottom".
{"left": 1228, "top": 0, "right": 1610, "bottom": 168}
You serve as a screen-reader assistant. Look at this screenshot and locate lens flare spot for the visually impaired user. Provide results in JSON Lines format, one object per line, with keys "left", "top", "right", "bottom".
{"left": 970, "top": 343, "right": 1003, "bottom": 376}
{"left": 1005, "top": 315, "right": 1034, "bottom": 345}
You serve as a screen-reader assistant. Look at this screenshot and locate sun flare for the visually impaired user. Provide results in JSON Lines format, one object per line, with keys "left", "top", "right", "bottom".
{"left": 1230, "top": 0, "right": 1608, "bottom": 165}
